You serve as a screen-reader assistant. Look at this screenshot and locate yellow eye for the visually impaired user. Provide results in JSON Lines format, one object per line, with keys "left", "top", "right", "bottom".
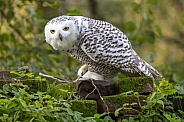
{"left": 63, "top": 27, "right": 69, "bottom": 31}
{"left": 50, "top": 30, "right": 55, "bottom": 34}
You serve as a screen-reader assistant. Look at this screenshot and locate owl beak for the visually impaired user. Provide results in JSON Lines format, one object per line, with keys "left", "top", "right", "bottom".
{"left": 59, "top": 33, "right": 63, "bottom": 41}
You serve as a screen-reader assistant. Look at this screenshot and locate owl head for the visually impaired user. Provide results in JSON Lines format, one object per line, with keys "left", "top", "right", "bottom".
{"left": 44, "top": 16, "right": 79, "bottom": 51}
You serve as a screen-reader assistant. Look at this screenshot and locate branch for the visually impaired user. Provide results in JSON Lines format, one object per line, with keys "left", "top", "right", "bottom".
{"left": 85, "top": 79, "right": 109, "bottom": 113}
{"left": 39, "top": 72, "right": 72, "bottom": 83}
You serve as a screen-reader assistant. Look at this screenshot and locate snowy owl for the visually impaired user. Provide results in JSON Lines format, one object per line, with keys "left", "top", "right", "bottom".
{"left": 44, "top": 15, "right": 163, "bottom": 80}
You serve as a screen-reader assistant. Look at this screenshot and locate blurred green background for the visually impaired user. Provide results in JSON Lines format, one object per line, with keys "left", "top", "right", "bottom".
{"left": 0, "top": 0, "right": 184, "bottom": 84}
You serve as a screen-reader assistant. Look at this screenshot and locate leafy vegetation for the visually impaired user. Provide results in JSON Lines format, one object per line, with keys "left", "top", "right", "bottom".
{"left": 117, "top": 79, "right": 184, "bottom": 122}
{"left": 0, "top": 71, "right": 114, "bottom": 122}
{"left": 0, "top": 71, "right": 184, "bottom": 121}
{"left": 0, "top": 83, "right": 113, "bottom": 121}
{"left": 139, "top": 79, "right": 184, "bottom": 122}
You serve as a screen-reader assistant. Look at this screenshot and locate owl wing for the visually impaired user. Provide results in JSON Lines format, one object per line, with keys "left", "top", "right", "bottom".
{"left": 80, "top": 22, "right": 138, "bottom": 75}
{"left": 80, "top": 20, "right": 162, "bottom": 79}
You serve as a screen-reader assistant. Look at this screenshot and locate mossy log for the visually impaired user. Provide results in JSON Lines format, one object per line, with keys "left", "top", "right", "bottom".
{"left": 0, "top": 70, "right": 48, "bottom": 92}
{"left": 97, "top": 93, "right": 147, "bottom": 119}
{"left": 70, "top": 100, "right": 97, "bottom": 117}
{"left": 0, "top": 70, "right": 14, "bottom": 86}
{"left": 75, "top": 77, "right": 154, "bottom": 100}
{"left": 117, "top": 77, "right": 154, "bottom": 94}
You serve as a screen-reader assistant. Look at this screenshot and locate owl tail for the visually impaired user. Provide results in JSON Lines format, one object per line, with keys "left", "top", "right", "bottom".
{"left": 133, "top": 51, "right": 163, "bottom": 81}
{"left": 143, "top": 60, "right": 163, "bottom": 81}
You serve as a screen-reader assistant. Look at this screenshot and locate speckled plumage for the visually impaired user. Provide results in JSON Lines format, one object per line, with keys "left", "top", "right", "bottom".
{"left": 44, "top": 15, "right": 163, "bottom": 80}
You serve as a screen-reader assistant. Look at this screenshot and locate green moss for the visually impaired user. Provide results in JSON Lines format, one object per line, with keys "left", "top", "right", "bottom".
{"left": 104, "top": 94, "right": 131, "bottom": 108}
{"left": 23, "top": 79, "right": 48, "bottom": 92}
{"left": 56, "top": 82, "right": 75, "bottom": 92}
{"left": 102, "top": 93, "right": 147, "bottom": 110}
{"left": 71, "top": 100, "right": 97, "bottom": 117}
{"left": 118, "top": 77, "right": 153, "bottom": 92}
{"left": 46, "top": 82, "right": 75, "bottom": 100}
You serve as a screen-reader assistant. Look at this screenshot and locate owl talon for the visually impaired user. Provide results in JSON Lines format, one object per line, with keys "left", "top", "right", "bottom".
{"left": 81, "top": 71, "right": 104, "bottom": 80}
{"left": 74, "top": 71, "right": 104, "bottom": 82}
{"left": 77, "top": 64, "right": 89, "bottom": 77}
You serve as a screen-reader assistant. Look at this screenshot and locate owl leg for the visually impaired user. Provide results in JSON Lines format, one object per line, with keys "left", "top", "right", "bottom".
{"left": 76, "top": 64, "right": 104, "bottom": 81}
{"left": 80, "top": 71, "right": 104, "bottom": 80}
{"left": 77, "top": 64, "right": 89, "bottom": 77}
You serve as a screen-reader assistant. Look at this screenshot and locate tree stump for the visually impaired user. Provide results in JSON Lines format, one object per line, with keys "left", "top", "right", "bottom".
{"left": 75, "top": 80, "right": 118, "bottom": 99}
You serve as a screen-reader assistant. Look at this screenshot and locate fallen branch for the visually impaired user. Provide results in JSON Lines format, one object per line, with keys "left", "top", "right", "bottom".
{"left": 39, "top": 72, "right": 72, "bottom": 83}
{"left": 85, "top": 79, "right": 109, "bottom": 113}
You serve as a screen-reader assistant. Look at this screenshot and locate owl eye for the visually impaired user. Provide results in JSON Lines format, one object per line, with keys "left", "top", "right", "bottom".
{"left": 50, "top": 30, "right": 55, "bottom": 34}
{"left": 63, "top": 27, "right": 69, "bottom": 31}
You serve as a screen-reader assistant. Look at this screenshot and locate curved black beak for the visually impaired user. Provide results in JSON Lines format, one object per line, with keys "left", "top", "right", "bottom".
{"left": 59, "top": 33, "right": 63, "bottom": 41}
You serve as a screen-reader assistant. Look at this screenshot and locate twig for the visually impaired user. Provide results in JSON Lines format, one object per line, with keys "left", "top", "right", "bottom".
{"left": 39, "top": 72, "right": 72, "bottom": 83}
{"left": 85, "top": 82, "right": 97, "bottom": 99}
{"left": 85, "top": 79, "right": 109, "bottom": 113}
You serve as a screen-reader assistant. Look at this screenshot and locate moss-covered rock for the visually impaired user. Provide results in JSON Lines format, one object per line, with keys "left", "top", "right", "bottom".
{"left": 47, "top": 82, "right": 76, "bottom": 100}
{"left": 70, "top": 100, "right": 97, "bottom": 117}
{"left": 57, "top": 82, "right": 75, "bottom": 92}
{"left": 117, "top": 77, "right": 154, "bottom": 93}
{"left": 97, "top": 93, "right": 147, "bottom": 118}
{"left": 0, "top": 70, "right": 76, "bottom": 93}
{"left": 23, "top": 79, "right": 48, "bottom": 92}
{"left": 0, "top": 70, "right": 48, "bottom": 92}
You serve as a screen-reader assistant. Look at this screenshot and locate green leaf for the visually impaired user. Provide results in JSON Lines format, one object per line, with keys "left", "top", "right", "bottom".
{"left": 174, "top": 85, "right": 184, "bottom": 94}
{"left": 180, "top": 15, "right": 184, "bottom": 25}
{"left": 144, "top": 30, "right": 156, "bottom": 44}
{"left": 161, "top": 89, "right": 177, "bottom": 95}
{"left": 19, "top": 99, "right": 28, "bottom": 108}
{"left": 94, "top": 113, "right": 109, "bottom": 119}
{"left": 154, "top": 24, "right": 162, "bottom": 37}
{"left": 115, "top": 107, "right": 122, "bottom": 117}
{"left": 42, "top": 2, "right": 52, "bottom": 7}
{"left": 26, "top": 73, "right": 34, "bottom": 78}
{"left": 156, "top": 100, "right": 164, "bottom": 108}
{"left": 172, "top": 73, "right": 181, "bottom": 83}
{"left": 149, "top": 91, "right": 156, "bottom": 100}
{"left": 164, "top": 113, "right": 172, "bottom": 121}
{"left": 66, "top": 9, "right": 82, "bottom": 16}
{"left": 52, "top": 2, "right": 61, "bottom": 9}
{"left": 125, "top": 21, "right": 136, "bottom": 32}
{"left": 3, "top": 84, "right": 11, "bottom": 92}
{"left": 43, "top": 94, "right": 51, "bottom": 99}
{"left": 7, "top": 10, "right": 14, "bottom": 21}
{"left": 10, "top": 71, "right": 19, "bottom": 76}
{"left": 12, "top": 90, "right": 20, "bottom": 98}
{"left": 132, "top": 2, "right": 141, "bottom": 13}
{"left": 178, "top": 110, "right": 184, "bottom": 116}
{"left": 159, "top": 79, "right": 169, "bottom": 87}
{"left": 120, "top": 90, "right": 134, "bottom": 95}
{"left": 62, "top": 108, "right": 74, "bottom": 116}
{"left": 35, "top": 100, "right": 43, "bottom": 108}
{"left": 6, "top": 102, "right": 17, "bottom": 110}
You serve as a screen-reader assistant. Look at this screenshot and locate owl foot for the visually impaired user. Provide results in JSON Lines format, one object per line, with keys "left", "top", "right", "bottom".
{"left": 75, "top": 70, "right": 104, "bottom": 81}
{"left": 82, "top": 71, "right": 104, "bottom": 80}
{"left": 77, "top": 64, "right": 89, "bottom": 77}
